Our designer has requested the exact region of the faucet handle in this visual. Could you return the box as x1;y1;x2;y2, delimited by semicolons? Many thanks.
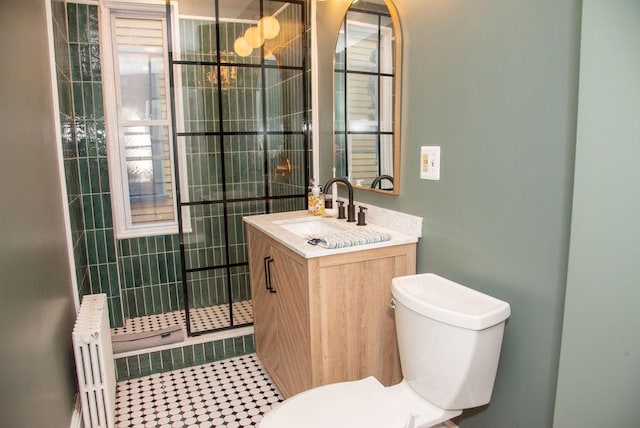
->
336;200;346;220
357;206;367;226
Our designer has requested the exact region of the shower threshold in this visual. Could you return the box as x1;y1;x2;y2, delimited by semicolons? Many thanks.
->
111;300;253;338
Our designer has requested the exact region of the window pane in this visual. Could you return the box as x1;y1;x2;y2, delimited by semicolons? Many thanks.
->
380;15;394;74
177;64;220;133
123;125;175;224
115;18;167;120
347;73;378;132
221;66;262;132
349;133;378;186
346;12;379;73
380;75;394;133
266;69;304;132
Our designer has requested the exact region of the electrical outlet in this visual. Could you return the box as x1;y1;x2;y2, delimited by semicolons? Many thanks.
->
420;146;441;180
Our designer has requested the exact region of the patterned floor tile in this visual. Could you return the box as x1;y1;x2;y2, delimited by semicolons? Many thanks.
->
112;301;253;336
115;353;281;428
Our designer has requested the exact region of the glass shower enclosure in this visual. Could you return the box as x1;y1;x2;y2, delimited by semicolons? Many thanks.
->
167;0;309;335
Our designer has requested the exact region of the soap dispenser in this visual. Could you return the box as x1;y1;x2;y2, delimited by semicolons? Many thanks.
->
308;181;325;216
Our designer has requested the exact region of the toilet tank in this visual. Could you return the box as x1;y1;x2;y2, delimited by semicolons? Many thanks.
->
391;274;511;410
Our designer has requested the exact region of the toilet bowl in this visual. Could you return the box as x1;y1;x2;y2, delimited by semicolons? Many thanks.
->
258;273;511;428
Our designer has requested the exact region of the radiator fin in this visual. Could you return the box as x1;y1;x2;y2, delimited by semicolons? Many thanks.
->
72;294;116;428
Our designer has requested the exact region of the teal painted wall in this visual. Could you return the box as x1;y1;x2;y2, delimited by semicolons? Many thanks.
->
554;1;640;426
318;0;581;426
0;0;78;426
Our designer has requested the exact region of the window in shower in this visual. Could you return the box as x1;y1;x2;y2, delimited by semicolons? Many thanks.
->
168;0;310;335
104;7;191;239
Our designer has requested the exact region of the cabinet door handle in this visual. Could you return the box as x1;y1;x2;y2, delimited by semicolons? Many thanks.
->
264;256;276;293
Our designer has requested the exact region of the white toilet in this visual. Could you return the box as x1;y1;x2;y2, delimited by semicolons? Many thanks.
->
258;273;511;428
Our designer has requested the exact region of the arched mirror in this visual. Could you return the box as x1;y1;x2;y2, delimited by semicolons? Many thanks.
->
334;0;401;194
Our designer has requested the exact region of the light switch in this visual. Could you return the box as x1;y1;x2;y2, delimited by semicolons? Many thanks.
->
420;146;440;180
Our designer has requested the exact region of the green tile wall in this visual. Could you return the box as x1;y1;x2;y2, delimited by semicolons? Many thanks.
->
52;1;92;303
58;2;310;328
114;334;255;381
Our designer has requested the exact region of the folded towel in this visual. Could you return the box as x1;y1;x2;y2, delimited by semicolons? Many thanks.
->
308;229;391;249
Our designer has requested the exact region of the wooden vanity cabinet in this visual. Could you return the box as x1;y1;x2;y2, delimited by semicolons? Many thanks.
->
246;223;416;398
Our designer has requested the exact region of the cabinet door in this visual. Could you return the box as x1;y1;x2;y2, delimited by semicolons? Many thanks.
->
270;244;312;397
247;228;278;373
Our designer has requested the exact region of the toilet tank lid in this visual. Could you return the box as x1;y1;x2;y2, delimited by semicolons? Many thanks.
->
392;273;511;330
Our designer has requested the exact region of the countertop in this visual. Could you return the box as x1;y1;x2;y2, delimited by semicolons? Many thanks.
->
243;210;418;259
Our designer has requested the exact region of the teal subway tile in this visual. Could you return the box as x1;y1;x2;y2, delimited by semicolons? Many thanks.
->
82;82;94;117
147;236;157;254
154;235;165;252
69;44;81;82
130;238;139;255
115;358;129;381
138;354;152;376
138;237;148;254
132;258;143;287
143;286;153;313
67;3;78;42
105;228;116;263
119;240;130;257
243;334;255;353
150;351;163;373
183;345;194;367
76;123;88;158
161;349;173;371
108;263;119;296
204;341;215;363
98;158;110;193
134;287;145;313
88;5;99;44
233;336;244;354
151;286;161;313
102;195;113;228
78;159;91;194
194;344;206;366
149;258;160;287
92;194;104;228
223;338;234;358
171;348;185;370
126;355;140;378
89;266;101;294
98;264;110;293
121;257;133;288
85;230;97;264
109;296;124;327
214;338;224;360
77;3;89;43
95;229;107;264
141;257;151;286
88;158;100;193
81;195;94;230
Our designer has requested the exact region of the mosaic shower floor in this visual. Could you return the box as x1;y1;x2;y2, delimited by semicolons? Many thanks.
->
115;353;282;427
112;301;253;337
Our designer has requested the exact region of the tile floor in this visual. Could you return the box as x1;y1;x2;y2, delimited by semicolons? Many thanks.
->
112;301;254;337
115;353;282;428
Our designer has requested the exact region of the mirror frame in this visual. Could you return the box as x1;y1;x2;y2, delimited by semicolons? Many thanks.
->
333;0;402;195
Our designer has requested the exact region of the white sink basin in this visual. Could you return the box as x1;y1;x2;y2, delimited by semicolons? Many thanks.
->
273;217;347;238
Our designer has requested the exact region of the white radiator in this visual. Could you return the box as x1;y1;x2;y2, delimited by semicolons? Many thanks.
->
72;294;116;428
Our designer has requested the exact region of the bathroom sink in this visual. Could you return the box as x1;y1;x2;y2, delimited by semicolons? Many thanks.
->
273;217;347;238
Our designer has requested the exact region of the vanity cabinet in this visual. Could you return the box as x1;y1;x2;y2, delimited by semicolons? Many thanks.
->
246;223;416;398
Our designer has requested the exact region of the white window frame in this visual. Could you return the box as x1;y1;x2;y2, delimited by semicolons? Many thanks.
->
101;0;188;239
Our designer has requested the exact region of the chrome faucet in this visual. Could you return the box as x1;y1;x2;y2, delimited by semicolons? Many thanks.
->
322;177;356;222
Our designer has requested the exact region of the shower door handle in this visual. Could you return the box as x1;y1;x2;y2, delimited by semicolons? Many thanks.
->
264;256;276;293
